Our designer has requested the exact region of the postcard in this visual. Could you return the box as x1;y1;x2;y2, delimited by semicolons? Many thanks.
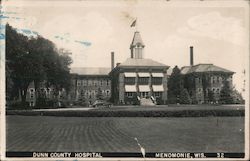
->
0;0;249;160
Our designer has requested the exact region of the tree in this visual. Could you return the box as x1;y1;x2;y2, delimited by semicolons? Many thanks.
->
45;49;72;98
6;24;72;106
207;89;215;104
96;88;104;100
179;88;191;104
6;61;14;102
167;66;181;104
231;88;244;104
6;24;32;105
220;80;234;104
201;73;210;103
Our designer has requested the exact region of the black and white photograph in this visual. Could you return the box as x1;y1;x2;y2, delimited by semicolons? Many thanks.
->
0;0;249;160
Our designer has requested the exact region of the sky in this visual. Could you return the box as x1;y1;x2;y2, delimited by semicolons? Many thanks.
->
1;0;249;95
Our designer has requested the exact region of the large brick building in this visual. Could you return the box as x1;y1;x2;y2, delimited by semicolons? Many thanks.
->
25;81;66;107
109;31;169;105
23;36;235;107
180;47;234;104
69;67;111;106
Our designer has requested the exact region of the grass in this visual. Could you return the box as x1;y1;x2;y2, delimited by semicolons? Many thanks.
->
6;116;244;152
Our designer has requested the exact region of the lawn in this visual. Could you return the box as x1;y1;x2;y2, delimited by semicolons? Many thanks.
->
6;116;244;153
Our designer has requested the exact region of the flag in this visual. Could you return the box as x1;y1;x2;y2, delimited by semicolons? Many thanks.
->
130;19;136;27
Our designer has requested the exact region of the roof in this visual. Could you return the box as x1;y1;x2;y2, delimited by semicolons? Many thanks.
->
118;58;168;68
70;67;110;75
131;31;145;47
180;64;234;75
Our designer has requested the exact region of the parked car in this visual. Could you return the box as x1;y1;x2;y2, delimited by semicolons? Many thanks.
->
92;100;112;108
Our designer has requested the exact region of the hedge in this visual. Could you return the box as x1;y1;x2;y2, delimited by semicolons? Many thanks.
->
6;109;244;117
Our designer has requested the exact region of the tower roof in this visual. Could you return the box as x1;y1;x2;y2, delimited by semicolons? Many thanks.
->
131;31;145;47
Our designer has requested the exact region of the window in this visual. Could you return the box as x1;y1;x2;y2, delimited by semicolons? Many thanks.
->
83;80;87;86
30;94;34;98
211;77;213;84
217;76;220;83
81;90;84;96
126;92;133;98
77;81;81;86
152;77;162;85
197;77;202;84
106;90;110;96
205;89;209;96
100;80;103;86
107;80;109;86
30;89;34;92
213;77;216;84
88;80;92;86
154;92;161;97
94;80;97;87
125;77;135;84
138;77;149;84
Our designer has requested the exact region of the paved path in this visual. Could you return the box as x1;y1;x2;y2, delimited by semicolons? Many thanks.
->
32;107;94;111
28;105;245;112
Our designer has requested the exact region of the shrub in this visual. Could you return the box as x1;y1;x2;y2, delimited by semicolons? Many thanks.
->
6;109;244;117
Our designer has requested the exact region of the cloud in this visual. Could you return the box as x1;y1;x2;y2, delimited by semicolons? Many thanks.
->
178;12;247;46
120;11;136;23
146;34;196;67
0;33;5;39
0;25;5;30
0;11;17;15
37;12;114;67
74;40;92;47
40;12;113;43
0;15;9;19
6;15;35;32
14;28;38;38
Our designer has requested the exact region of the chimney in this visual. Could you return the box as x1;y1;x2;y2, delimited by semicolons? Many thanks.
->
111;51;114;70
190;46;194;66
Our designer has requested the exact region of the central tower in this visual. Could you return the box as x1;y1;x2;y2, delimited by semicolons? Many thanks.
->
130;31;145;59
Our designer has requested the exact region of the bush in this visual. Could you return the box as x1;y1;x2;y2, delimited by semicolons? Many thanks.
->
179;88;191;104
6;109;244;117
7;101;31;110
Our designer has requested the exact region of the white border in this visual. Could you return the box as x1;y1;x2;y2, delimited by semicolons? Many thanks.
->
1;0;249;161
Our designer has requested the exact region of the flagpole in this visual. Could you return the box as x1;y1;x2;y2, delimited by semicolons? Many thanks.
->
130;18;137;32
135;17;138;32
